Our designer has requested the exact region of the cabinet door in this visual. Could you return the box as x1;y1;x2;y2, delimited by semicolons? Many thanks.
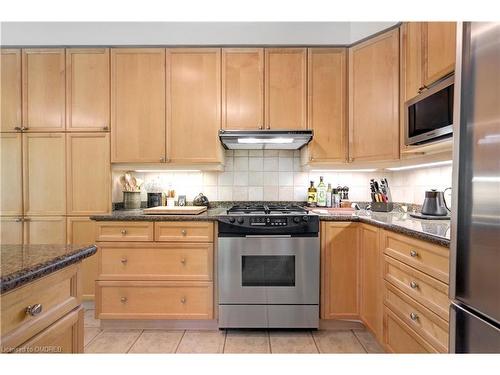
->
66;132;110;215
265;48;307;129
348;29;400;162
66;48;110;131
24;216;66;244
402;22;424;101
0;133;23;216
360;224;383;339
222;48;264;130
0;217;23;245
22;49;65;131
166;48;222;163
111;48;166;163
307;48;347;163
67;217;98;299
1;49;22;132
321;222;359;319
23;133;66;215
422;22;456;86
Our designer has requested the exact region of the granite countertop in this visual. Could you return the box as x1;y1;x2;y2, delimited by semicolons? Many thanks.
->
91;207;450;247
0;244;97;294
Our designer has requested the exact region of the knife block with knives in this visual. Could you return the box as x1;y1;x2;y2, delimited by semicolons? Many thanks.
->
370;178;394;212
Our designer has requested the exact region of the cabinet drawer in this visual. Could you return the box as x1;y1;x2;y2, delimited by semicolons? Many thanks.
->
95;222;153;242
1;265;81;351
99;242;213;281
385;282;448;352
384;255;449;321
382;230;449;283
155;222;213;242
96;281;213;320
14;307;83;354
383;307;438;353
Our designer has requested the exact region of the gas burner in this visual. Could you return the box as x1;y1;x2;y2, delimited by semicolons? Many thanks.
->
227;204;307;215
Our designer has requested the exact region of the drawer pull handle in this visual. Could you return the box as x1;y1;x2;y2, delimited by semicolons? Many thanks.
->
410;250;418;257
25;304;43;316
121;297;127;303
121;258;128;264
180;258;186;264
181;229;187;236
120;229;127;235
409;312;419;321
180;297;186;304
410;281;419;289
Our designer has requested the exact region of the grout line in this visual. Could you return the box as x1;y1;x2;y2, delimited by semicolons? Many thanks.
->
310;330;321;354
221;329;227;354
268;330;272;354
84;328;104;350
351;329;368;354
126;330;144;354
174;330;186;354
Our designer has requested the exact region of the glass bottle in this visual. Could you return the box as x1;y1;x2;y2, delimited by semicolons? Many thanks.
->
326;183;332;208
317;176;327;207
307;181;317;207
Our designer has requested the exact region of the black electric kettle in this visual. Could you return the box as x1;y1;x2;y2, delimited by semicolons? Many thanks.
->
421;188;451;216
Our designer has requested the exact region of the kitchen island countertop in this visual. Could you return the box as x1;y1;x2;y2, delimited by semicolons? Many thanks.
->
0;244;97;294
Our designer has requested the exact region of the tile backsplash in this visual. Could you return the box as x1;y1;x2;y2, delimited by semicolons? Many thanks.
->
112;150;453;206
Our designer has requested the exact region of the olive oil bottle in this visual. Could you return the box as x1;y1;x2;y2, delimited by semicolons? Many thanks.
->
317;176;327;207
307;181;317;207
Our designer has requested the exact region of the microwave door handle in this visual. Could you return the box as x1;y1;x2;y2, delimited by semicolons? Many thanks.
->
245;235;292;238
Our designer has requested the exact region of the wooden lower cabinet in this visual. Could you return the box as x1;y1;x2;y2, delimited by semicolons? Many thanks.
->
321;222;359;319
1;217;23;244
24;216;66;245
95;221;154;242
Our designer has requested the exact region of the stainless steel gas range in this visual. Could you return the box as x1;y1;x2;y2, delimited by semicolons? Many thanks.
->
217;204;320;329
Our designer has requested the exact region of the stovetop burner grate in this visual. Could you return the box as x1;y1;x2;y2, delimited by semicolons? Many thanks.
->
227;204;307;215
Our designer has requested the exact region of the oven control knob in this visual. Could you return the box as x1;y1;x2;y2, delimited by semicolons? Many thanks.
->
229;217;235;223
302;215;309;222
293;216;301;223
237;217;244;224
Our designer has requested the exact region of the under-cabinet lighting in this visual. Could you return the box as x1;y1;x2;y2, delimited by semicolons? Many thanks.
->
311;169;377;173
132;170;201;173
238;137;294;144
386;160;452;171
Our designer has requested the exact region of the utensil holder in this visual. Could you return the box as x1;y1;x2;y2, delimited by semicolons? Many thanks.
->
371;202;394;212
123;191;141;209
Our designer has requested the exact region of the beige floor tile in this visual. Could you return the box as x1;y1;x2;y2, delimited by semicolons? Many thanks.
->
82;301;95;311
353;330;385;353
224;330;270;354
84;329;142;353
83;309;100;328
84;327;102;347
312;330;366;353
269;331;318;354
128;330;184;353
176;330;226;354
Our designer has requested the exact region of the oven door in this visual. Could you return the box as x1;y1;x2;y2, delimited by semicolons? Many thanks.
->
218;236;319;305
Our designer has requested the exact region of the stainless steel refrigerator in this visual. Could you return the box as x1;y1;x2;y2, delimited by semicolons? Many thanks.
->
450;22;500;353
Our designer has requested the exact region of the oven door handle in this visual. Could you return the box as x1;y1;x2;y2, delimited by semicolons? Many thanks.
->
245;235;292;238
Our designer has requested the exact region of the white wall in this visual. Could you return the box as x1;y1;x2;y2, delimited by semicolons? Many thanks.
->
1;22;397;46
112;150;452;205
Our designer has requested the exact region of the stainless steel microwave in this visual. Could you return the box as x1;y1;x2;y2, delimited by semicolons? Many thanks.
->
405;75;454;146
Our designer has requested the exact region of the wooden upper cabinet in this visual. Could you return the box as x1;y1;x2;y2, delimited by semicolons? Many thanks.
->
321;222;360;320
111;48;166;163
166;48;222;163
307;48;347;163
0;133;23;216
349;29;400;162
222;48;264;130
422;22;456;86
22;49;66;131
66;49;110;131
23;132;66;216
265;48;307;129
66;133;110;215
402;22;424;102
1;49;22;132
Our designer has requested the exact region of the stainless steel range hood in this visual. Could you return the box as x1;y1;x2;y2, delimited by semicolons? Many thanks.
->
219;130;313;150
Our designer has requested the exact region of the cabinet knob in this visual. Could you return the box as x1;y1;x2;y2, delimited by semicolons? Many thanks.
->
160;156;165;162
25;304;43;316
410;281;419;289
181;229;187;236
121;258;128;264
418;86;428;93
258;125;263;130
180;297;186;304
120;229;127;235
409;312;419;321
120;297;127;303
266;125;271;130
102;126;109;131
410;249;418;257
21;126;28;131
348;157;354;162
180;258;186;264
14;126;22;131
15;217;23;222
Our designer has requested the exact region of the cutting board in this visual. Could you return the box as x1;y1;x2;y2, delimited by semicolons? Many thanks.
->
142;206;207;215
